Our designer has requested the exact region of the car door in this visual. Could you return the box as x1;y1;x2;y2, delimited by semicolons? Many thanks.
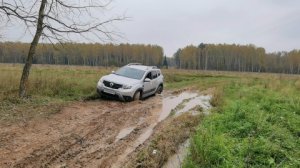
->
143;71;155;95
151;70;159;90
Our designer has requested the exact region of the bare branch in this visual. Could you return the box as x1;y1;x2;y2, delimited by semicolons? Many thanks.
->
1;0;125;43
55;0;111;9
1;0;126;98
0;5;37;23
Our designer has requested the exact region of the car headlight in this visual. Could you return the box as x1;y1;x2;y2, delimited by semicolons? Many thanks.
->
122;84;132;89
98;78;104;86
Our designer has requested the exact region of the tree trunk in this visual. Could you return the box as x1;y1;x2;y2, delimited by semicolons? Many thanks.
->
19;0;47;98
205;49;208;70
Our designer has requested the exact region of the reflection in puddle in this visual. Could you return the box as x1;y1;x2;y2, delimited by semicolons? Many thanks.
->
112;124;156;168
113;91;212;168
160;92;212;168
159;92;198;122
115;127;135;142
163;139;190;168
159;92;212;122
115;92;212;144
176;95;212;116
135;125;154;146
115;92;211;146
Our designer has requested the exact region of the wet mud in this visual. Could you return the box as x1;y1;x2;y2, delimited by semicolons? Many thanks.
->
0;91;211;168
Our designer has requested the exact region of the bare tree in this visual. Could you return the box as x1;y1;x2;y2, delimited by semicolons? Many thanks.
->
0;0;124;98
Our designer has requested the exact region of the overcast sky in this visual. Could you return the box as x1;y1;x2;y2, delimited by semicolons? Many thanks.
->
2;0;300;56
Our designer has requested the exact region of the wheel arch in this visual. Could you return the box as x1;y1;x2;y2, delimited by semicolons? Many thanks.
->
135;87;144;96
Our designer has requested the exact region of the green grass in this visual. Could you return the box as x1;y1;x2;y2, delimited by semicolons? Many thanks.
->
184;75;300;167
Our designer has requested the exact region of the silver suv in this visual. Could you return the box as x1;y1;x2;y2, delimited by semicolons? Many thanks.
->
97;63;164;101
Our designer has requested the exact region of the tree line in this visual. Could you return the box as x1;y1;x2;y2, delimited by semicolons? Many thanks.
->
173;43;300;74
1;42;300;74
0;42;164;67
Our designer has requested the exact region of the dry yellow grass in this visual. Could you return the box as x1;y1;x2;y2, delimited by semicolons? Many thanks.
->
1;63;299;124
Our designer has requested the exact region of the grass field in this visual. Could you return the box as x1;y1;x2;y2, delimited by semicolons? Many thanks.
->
0;64;112;123
183;74;300;167
0;64;299;167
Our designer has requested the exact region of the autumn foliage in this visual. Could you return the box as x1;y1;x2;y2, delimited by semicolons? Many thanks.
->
174;44;300;74
0;42;164;67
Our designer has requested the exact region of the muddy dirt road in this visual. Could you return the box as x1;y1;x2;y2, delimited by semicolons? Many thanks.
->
0;91;211;168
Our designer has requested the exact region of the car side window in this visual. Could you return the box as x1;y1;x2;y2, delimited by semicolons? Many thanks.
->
151;71;157;79
145;72;152;80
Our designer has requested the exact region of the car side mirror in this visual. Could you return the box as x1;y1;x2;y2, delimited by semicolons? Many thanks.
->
144;78;151;82
111;71;115;74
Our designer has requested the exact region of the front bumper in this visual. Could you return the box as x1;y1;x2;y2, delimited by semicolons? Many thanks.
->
97;84;136;101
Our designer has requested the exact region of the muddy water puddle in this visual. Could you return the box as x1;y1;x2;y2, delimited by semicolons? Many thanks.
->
160;92;212;121
162;93;212;168
175;94;212;116
115;91;211;143
163;139;190;168
113;91;212;167
115;126;135;142
115;91;212;145
158;92;198;122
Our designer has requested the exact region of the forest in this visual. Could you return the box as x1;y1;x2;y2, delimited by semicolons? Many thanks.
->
173;43;300;74
1;42;300;74
0;42;164;67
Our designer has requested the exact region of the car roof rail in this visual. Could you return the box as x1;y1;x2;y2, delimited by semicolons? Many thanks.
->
127;63;142;66
152;66;158;69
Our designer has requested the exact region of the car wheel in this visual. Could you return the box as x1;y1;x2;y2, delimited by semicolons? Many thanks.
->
133;91;141;101
97;89;103;98
156;85;163;94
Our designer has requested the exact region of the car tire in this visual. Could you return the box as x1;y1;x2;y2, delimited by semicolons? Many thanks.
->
156;85;163;94
97;89;103;98
133;91;141;101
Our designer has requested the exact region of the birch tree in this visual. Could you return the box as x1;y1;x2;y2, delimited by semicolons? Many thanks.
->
0;0;124;98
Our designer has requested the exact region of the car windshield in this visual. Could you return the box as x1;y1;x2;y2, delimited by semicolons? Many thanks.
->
115;67;145;80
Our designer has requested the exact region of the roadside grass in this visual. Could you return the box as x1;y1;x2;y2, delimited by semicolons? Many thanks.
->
126;69;298;167
0;64;111;123
0;64;110;100
183;75;300;167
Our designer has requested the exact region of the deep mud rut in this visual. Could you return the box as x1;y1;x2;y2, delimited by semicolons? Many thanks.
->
0;91;211;168
0;96;162;168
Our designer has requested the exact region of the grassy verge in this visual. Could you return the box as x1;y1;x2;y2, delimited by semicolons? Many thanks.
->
0;64;111;123
184;76;300;167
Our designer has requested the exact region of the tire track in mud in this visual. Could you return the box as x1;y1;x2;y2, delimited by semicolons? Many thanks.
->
0;91;211;168
0;96;163;168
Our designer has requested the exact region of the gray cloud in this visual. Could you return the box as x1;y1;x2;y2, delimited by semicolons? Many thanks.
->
113;0;300;55
2;0;300;56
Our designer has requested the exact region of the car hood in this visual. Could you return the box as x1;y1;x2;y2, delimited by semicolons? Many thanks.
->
102;74;140;86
